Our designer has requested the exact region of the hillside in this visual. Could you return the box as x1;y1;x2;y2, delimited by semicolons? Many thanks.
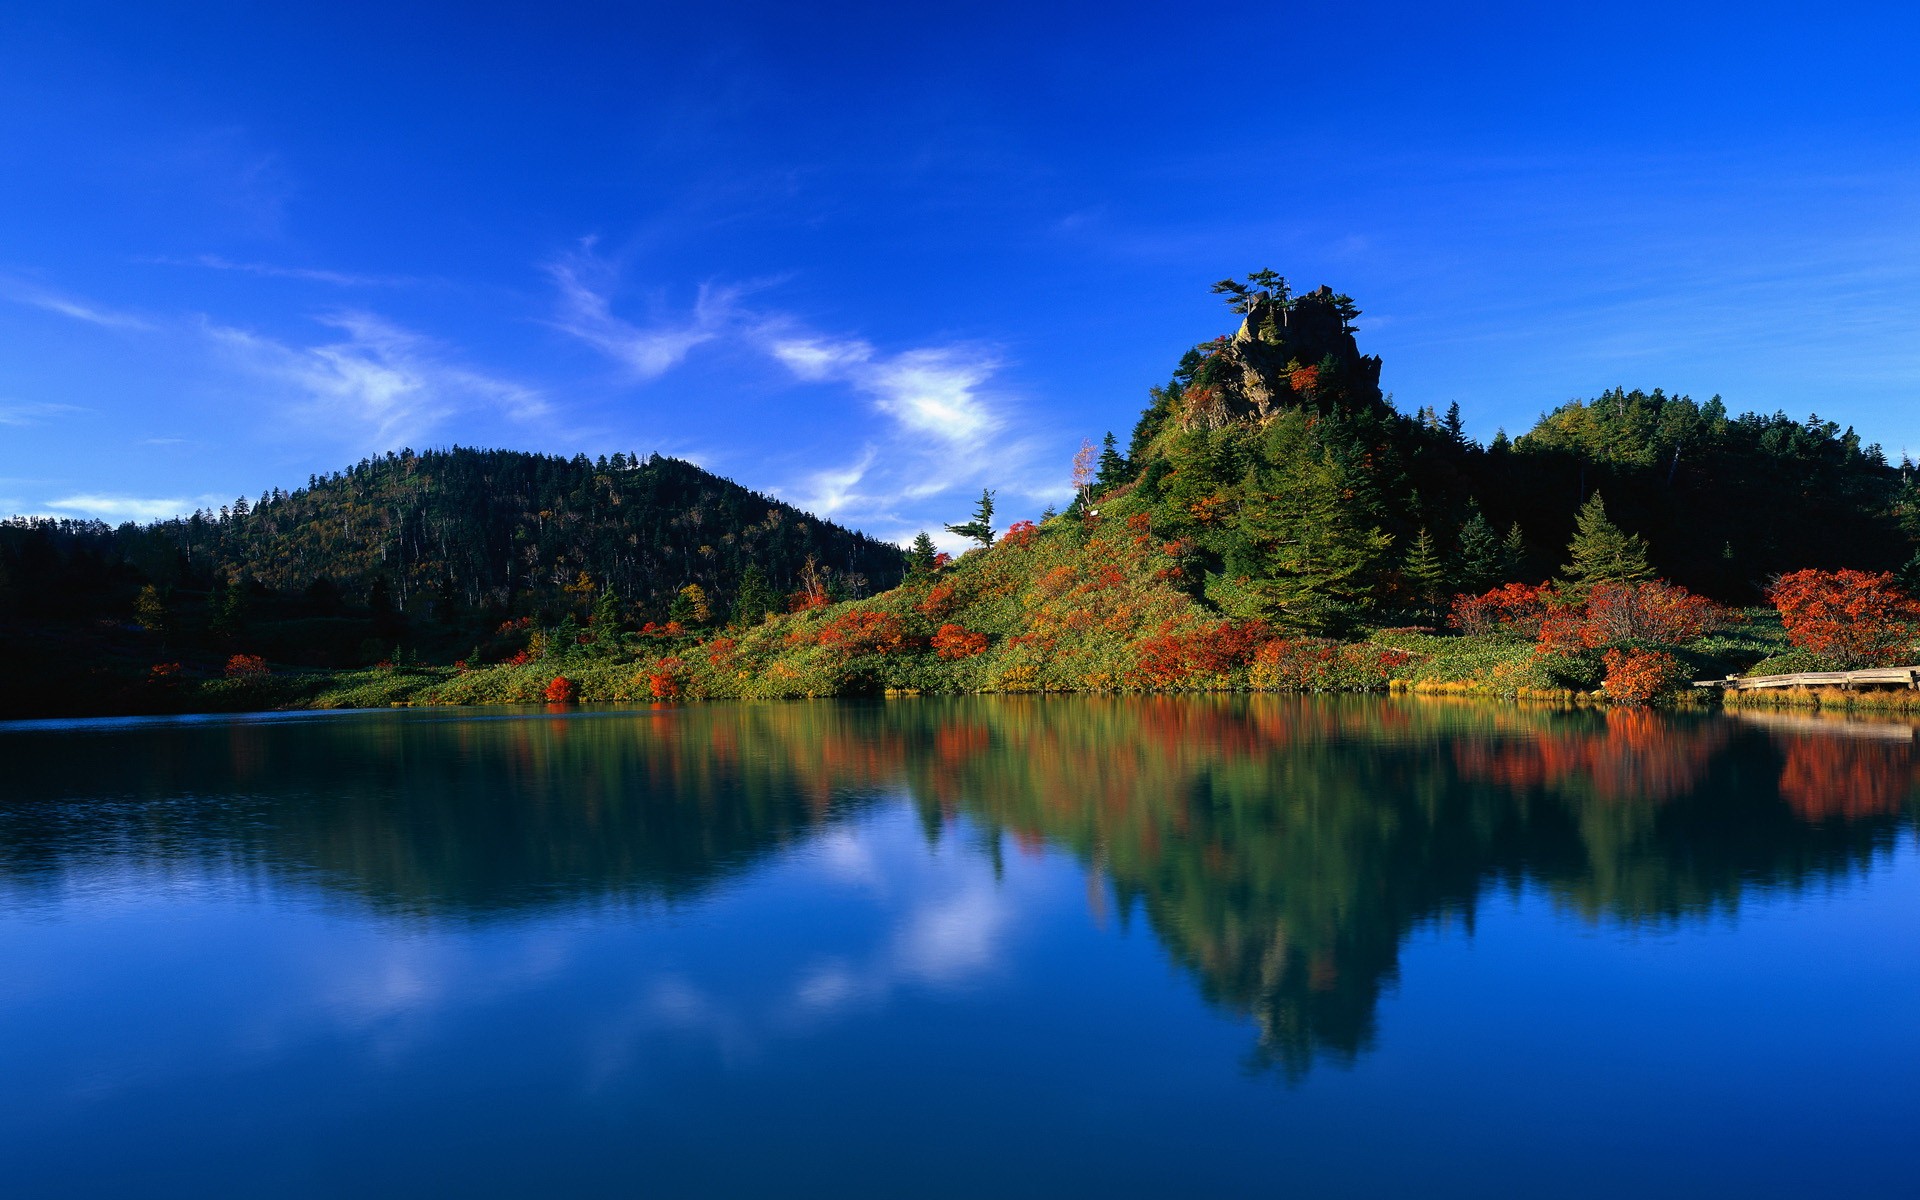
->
7;274;1919;717
0;448;903;715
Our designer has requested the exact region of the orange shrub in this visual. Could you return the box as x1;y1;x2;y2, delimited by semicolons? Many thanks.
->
225;653;270;679
705;637;737;666
817;611;911;655
1769;568;1920;667
544;676;578;703
1002;520;1038;548
1451;583;1549;636
931;623;988;659
918;582;958;617
1601;647;1685;704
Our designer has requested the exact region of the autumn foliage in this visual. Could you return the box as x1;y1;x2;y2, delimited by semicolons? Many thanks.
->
1002;520;1038;548
1536;581;1728;655
1451;583;1549;636
816;611;912;655
224;653;270;679
1768;568;1920;667
544;676;578;703
1601;648;1685;704
931;624;988;659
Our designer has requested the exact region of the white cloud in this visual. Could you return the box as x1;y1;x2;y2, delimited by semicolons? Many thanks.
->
547;248;737;379
770;336;875;381
147;254;412;288
40;493;210;522
207;310;550;448
0;402;87;427
1;281;151;330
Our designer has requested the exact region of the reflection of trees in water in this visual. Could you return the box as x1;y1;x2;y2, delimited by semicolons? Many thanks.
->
1;698;1915;1073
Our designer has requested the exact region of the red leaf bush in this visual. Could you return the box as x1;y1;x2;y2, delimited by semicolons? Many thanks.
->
930;624;988;659
1768;568;1920;667
224;653;270;679
1601;647;1685;704
544;676;578;703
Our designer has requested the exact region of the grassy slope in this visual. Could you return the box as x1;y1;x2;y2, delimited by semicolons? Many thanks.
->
122;493;1799;716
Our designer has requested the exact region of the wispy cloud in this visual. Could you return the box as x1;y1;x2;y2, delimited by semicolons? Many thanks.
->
1;281;152;330
207;311;551;448
145;254;413;288
0;401;87;427
39;493;213;522
547;247;738;379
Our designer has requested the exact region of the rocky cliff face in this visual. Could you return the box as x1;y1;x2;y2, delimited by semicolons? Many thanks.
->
1181;286;1384;430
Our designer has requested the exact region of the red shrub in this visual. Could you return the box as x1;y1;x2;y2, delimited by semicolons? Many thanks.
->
544;676;578;703
1583;581;1729;643
1768;568;1920;667
1133;620;1268;684
705;637;737;666
506;649;533;666
1451;583;1549;636
1126;512;1153;533
224;654;270;679
1288;364;1321;395
1601;648;1685;704
1002;520;1038;548
931;624;988;659
648;664;681;699
817;610;911;655
918;582;958;617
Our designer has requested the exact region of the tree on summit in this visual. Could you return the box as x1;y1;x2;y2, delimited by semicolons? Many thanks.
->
1210;270;1291;315
946;489;997;548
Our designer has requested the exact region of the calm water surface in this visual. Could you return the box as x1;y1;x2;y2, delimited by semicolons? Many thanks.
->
1;697;1915;1197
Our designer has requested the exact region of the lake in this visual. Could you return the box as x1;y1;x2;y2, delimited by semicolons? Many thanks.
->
1;696;1915;1197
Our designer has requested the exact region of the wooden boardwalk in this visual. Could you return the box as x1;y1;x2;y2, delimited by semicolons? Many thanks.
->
1693;666;1920;691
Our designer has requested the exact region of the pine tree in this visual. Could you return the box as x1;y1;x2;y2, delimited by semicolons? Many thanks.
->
1560;492;1654;592
945;489;997;548
590;586;623;649
1233;414;1393;633
1403;527;1447;616
731;564;779;627
1096;432;1129;491
906;531;938;576
1501;522;1527;580
1454;503;1504;592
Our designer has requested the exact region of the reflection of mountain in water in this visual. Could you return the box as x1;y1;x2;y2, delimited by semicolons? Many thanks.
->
3;698;1915;1075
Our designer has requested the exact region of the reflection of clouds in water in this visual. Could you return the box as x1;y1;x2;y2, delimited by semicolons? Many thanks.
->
587;811;1059;1079
893;880;1013;984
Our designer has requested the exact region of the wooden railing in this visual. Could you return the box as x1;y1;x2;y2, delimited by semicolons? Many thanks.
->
1693;667;1920;691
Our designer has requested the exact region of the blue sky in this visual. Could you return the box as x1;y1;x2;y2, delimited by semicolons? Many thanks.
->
2;1;1917;546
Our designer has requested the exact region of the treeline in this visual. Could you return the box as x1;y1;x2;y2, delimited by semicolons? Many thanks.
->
1082;275;1915;630
0;448;904;667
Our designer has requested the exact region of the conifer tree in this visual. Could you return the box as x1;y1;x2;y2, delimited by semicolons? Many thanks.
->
1233;414;1393;632
906;532;938;576
1096;432;1129;491
590;586;623;649
1403;527;1447;616
945;489;996;548
731;564;779;627
1454;503;1504;592
1560;492;1654;592
1501;521;1528;580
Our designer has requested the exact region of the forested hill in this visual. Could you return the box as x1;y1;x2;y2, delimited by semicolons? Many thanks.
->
1103;277;1915;621
1;448;904;660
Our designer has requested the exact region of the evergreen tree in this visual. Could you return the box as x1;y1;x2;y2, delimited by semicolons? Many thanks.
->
906;531;938;576
1096;432;1129;490
1560;492;1654;592
1501;522;1528;581
730;564;779;627
1232;414;1393;633
1454;503;1505;593
590;586;623;650
945;489;997;548
1403;527;1447;616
